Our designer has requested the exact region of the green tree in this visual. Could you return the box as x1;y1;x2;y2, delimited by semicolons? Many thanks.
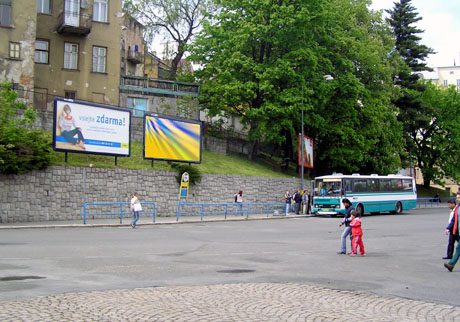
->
307;0;403;175
386;0;436;186
386;0;434;89
191;0;403;174
123;0;216;79
0;82;51;174
412;82;460;187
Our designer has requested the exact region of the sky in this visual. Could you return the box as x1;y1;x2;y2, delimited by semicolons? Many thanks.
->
370;0;460;68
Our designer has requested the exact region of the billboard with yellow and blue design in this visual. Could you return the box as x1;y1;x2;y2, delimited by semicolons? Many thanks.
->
143;114;202;163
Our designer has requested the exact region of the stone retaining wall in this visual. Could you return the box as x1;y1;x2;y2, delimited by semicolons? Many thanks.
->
0;166;304;223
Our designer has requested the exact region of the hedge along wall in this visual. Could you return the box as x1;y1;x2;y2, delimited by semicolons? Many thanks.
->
0;166;306;223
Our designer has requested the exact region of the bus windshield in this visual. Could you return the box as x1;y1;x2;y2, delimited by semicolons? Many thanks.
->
315;179;342;196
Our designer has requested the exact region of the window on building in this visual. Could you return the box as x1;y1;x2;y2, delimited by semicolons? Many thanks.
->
93;0;107;22
0;1;11;26
92;46;107;73
9;42;20;59
37;0;50;14
127;97;148;117
35;40;49;64
443;80;448;86
65;91;76;100
457;79;460;86
64;43;78;70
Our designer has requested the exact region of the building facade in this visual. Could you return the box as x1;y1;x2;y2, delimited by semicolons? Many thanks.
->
0;0;36;101
0;0;201;121
34;0;123;110
423;65;460;92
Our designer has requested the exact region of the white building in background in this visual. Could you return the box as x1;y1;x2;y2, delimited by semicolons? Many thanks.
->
422;65;460;91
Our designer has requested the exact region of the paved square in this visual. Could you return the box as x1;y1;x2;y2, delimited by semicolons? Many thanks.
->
1;208;459;320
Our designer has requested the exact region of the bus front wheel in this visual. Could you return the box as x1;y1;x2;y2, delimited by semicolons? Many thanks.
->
356;204;364;217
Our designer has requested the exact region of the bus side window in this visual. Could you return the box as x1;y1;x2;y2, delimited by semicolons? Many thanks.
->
369;179;379;192
391;179;402;192
381;180;391;192
343;179;353;193
402;179;413;191
353;179;367;192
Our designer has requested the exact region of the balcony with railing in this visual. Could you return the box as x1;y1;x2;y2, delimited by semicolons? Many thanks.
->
56;10;92;36
127;51;143;64
120;75;200;98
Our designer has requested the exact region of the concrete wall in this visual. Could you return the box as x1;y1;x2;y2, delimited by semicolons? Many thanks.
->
0;166;303;223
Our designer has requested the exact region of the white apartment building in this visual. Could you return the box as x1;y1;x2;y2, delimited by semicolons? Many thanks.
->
422;65;460;91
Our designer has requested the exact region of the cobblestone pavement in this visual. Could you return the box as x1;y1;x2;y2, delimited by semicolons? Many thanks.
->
1;283;459;321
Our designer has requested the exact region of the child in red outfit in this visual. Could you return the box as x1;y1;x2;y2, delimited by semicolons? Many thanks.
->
349;211;365;256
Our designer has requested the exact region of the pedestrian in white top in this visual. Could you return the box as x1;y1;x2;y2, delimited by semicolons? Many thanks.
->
130;192;141;228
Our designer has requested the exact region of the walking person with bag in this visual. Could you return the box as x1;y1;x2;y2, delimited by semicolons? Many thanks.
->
131;192;141;228
234;190;243;216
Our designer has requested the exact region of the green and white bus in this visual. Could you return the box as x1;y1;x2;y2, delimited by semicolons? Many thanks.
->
312;173;417;216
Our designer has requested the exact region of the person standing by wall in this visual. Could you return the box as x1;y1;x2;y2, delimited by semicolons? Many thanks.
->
284;190;292;216
130;192;141;228
302;191;307;215
294;190;302;214
443;197;459;260
338;198;354;254
304;190;311;214
234;190;243;216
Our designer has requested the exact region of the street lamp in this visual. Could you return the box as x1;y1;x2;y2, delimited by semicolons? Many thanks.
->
300;74;334;191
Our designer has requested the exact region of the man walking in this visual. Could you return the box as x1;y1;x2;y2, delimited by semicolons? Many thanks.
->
443;197;459;259
444;193;460;272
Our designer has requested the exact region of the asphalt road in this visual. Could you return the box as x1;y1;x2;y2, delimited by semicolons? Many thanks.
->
1;207;459;307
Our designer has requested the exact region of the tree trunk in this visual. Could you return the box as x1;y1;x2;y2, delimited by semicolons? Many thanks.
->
282;130;292;171
169;41;186;80
247;139;258;161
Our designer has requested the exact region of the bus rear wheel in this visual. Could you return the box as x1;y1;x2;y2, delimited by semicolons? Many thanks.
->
394;201;403;214
356;204;364;217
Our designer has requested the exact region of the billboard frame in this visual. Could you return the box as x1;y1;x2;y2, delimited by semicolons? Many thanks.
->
143;113;203;164
52;98;131;158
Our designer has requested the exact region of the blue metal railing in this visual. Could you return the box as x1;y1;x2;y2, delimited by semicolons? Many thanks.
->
83;202;156;224
176;202;286;221
416;198;441;208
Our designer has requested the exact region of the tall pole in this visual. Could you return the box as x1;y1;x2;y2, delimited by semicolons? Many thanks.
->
301;85;304;191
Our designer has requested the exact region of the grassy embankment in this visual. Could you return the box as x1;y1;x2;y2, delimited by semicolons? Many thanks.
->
49;141;296;178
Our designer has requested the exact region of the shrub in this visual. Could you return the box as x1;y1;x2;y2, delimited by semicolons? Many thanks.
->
170;163;202;185
0;82;52;174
